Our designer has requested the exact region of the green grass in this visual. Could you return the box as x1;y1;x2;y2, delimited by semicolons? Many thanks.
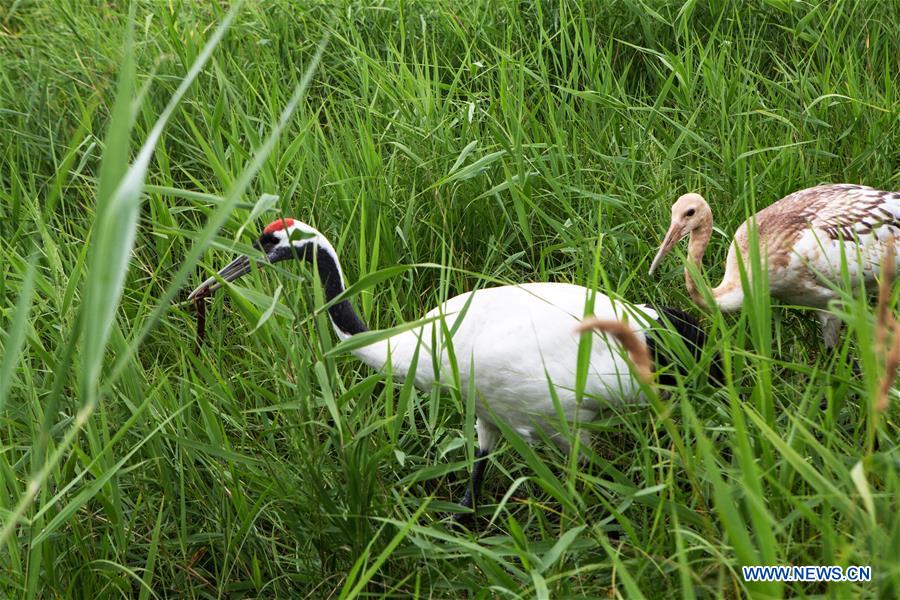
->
1;0;898;597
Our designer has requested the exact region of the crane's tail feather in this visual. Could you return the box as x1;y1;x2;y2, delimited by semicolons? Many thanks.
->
575;317;653;384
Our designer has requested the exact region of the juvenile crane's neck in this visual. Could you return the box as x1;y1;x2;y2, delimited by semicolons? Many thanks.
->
686;219;744;313
685;221;712;309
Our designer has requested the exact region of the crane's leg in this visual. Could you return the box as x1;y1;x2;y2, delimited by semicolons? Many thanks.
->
457;448;489;511
818;312;843;351
817;312;855;410
454;419;498;522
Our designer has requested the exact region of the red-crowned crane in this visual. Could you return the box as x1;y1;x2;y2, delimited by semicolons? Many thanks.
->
649;184;900;348
189;218;709;516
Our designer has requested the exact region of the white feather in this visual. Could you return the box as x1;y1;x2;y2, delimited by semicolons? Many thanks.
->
340;283;660;449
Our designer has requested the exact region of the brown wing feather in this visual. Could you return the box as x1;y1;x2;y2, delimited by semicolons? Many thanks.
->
731;184;899;269
778;184;899;240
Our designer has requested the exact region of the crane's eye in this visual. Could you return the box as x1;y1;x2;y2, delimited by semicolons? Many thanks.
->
684;208;696;217
256;232;279;253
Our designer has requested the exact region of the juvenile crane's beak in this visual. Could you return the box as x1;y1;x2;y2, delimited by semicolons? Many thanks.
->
187;254;253;301
648;223;686;276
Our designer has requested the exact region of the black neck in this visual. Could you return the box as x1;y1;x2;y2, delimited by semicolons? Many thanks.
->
302;245;368;336
645;305;722;386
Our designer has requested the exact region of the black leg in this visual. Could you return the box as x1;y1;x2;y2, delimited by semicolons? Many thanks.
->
454;448;489;522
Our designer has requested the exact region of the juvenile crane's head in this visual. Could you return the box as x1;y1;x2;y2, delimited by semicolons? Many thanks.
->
649;193;712;275
188;217;336;300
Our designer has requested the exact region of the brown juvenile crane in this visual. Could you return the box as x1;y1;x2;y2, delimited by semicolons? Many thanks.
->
649;184;899;348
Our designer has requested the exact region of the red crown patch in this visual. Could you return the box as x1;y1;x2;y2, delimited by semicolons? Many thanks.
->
263;218;295;234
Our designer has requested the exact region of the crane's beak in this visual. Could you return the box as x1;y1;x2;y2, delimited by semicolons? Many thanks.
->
187;254;253;301
648;223;686;275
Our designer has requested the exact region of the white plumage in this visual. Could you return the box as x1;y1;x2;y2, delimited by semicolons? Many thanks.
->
346;282;660;451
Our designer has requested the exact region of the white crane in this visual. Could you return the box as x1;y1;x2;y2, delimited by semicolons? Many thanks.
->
189;218;709;516
649;184;900;348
